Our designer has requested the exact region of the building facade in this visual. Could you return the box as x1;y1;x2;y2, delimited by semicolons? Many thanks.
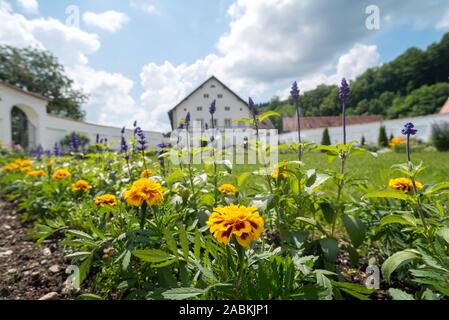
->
0;81;163;151
168;76;272;131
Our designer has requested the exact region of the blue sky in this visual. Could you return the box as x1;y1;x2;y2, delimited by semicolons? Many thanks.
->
1;0;449;132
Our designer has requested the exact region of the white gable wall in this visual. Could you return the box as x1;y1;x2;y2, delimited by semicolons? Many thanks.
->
172;78;251;129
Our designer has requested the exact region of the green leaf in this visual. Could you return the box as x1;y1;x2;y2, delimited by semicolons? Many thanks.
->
122;250;131;271
132;249;175;263
320;238;339;262
319;202;336;225
164;229;179;258
342;214;366;248
194;228;202;260
162;287;206;300
425;182;449;195
258;111;280;122
437;227;449;245
379;214;417;228
237;172;251;187
388;288;415;300
382;250;420;283
78;293;103;300
178;226;189;261
365;190;414;202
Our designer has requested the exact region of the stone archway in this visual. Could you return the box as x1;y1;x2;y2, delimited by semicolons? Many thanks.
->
10;105;37;150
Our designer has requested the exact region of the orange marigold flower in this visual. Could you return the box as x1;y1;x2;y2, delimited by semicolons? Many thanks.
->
218;184;237;197
28;170;47;177
389;137;406;149
95;194;118;208
52;168;72;181
124;178;164;207
14;159;32;167
20;166;32;173
71;180;92;192
2;163;20;171
206;204;264;248
271;162;288;179
389;178;423;193
141;169;155;178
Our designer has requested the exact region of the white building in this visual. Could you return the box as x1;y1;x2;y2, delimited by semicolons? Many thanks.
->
167;76;273;131
0;80;163;151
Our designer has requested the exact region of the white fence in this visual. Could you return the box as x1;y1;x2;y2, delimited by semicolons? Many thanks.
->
279;113;449;145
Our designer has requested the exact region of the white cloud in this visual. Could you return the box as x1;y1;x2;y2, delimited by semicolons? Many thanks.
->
17;0;38;15
0;5;146;131
83;11;129;33
130;1;159;15
437;10;449;29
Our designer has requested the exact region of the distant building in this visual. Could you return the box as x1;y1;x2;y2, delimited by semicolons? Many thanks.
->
167;76;273;131
439;98;449;114
0;80;163;150
282;115;384;132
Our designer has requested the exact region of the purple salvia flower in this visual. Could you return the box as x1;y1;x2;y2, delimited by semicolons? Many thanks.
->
339;78;350;144
69;132;80;152
135;127;148;151
290;81;300;103
54;143;61;156
339;78;350;103
291;81;302;160
185;112;191;128
133;120;137;127
209;100;216;115
121;127;126;135
95;133;100;144
402;122;418;136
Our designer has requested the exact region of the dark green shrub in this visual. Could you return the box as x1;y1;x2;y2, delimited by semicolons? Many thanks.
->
431;122;449;151
378;125;388;148
321;128;331;145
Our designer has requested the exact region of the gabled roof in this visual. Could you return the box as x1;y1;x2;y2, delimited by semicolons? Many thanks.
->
167;75;248;130
0;80;51;102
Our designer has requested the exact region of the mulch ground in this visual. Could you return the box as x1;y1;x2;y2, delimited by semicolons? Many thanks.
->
0;199;79;300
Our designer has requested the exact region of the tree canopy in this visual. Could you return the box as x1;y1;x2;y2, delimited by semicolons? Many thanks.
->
259;32;449;131
0;45;87;120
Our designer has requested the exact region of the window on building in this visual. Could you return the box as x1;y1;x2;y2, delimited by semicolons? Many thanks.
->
225;106;231;111
204;94;209;98
197;106;203;111
211;84;216;88
238;121;246;128
218;94;223;99
184;108;187;111
224;119;232;128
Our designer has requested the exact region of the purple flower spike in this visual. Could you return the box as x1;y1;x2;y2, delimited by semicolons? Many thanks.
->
185;112;191;127
339;78;350;103
248;97;255;114
290;81;300;103
402;122;418;136
209;100;216;115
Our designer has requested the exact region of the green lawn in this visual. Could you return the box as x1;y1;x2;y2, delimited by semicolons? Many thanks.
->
229;150;449;187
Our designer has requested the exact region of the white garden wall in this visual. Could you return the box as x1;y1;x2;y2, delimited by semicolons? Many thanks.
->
0;82;163;151
279;113;449;145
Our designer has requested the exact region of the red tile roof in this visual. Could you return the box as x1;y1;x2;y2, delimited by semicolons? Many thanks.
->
282;115;383;132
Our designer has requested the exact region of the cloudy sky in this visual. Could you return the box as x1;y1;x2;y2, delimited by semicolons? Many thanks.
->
1;0;449;132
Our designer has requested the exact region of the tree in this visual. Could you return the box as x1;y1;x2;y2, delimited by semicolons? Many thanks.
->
321;128;331;145
0;45;87;120
378;125;388;148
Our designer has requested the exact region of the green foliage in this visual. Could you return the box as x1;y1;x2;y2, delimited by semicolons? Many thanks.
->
320;128;331;146
378;125;388;148
0;45;86;120
431;122;449;151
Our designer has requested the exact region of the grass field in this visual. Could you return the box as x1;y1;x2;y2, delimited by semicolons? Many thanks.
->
228;150;449;187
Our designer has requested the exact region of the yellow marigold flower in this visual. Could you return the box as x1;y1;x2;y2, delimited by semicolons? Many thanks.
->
20;166;32;173
389;178;423;193
218;184;237;197
52;168;72;181
271;162;288;179
28;170;47;177
14;159;32;167
71;180;92;192
95;194;118;208
141;169;155;178
2;163;20;171
124;178;164;207
206;204;265;248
